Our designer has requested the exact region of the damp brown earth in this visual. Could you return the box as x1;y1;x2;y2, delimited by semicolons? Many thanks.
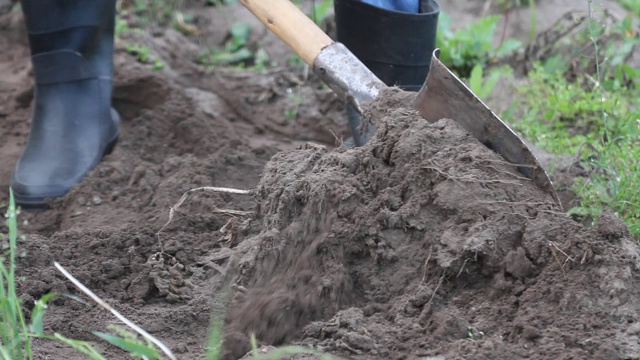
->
1;2;639;360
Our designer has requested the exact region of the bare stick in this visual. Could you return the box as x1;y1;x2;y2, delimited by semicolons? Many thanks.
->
456;258;471;278
580;250;589;264
419;245;433;285
54;262;177;360
328;129;344;147
425;271;445;308
211;209;254;217
549;242;575;263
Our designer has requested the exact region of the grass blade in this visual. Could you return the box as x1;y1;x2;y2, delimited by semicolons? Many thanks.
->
93;331;162;359
51;333;108;360
29;293;59;335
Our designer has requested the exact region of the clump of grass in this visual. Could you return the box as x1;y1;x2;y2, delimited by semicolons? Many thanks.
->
124;43;166;71
0;191;112;359
0;189;32;359
509;65;635;155
436;11;522;78
198;22;274;71
502;3;640;237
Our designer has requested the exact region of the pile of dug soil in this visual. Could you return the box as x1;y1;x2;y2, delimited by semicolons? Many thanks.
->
222;89;640;359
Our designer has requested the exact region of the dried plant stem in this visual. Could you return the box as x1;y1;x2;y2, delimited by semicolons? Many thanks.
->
156;186;254;251
54;262;177;360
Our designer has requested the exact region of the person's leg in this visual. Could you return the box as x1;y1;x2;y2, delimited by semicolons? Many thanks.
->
12;0;120;207
334;0;440;146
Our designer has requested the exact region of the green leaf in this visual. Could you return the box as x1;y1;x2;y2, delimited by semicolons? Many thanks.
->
470;15;500;49
481;67;510;99
0;345;14;360
468;64;484;96
29;293;58;335
205;314;224;360
92;331;162;359
212;48;254;66
229;22;252;50
495;38;522;57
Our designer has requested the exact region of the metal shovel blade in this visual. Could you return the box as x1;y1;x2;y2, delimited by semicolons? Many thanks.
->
415;50;561;207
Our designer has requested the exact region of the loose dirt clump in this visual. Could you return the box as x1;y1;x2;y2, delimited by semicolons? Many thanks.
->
222;89;640;359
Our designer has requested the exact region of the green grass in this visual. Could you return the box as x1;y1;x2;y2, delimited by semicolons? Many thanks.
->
435;1;639;236
496;6;640;236
124;43;166;71
436;11;522;78
198;21;275;71
507;65;634;155
506;65;640;234
0;190;32;359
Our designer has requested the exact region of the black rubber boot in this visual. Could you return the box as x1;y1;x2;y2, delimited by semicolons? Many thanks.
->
11;0;120;207
334;0;440;147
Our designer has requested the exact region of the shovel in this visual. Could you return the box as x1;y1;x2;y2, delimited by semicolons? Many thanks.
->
239;0;561;207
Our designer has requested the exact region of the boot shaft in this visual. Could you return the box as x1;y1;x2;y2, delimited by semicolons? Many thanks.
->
334;0;440;91
20;0;117;84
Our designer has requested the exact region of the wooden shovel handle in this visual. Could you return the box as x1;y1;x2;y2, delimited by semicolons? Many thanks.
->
240;0;334;65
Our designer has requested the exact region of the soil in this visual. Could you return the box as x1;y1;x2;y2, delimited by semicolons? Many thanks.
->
1;2;639;360
221;89;640;360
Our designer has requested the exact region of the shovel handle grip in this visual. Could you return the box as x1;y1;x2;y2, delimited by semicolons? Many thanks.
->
240;0;333;65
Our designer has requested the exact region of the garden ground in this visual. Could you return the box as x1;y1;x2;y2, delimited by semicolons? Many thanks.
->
0;1;639;359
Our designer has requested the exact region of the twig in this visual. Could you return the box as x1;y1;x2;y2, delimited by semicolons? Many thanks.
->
550;242;575;263
548;242;575;278
495;7;511;62
425;271;445;308
156;186;254;251
586;0;610;144
483;165;531;182
538;209;571;216
549;244;566;278
422;166;523;186
211;209;253;217
477;158;541;170
456;258;471;278
54;262;177;360
474;199;553;207
328;128;343;148
580;250;589;264
336;340;361;355
419;245;433;285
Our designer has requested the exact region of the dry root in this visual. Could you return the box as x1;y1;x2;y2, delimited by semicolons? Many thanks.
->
156;186;255;251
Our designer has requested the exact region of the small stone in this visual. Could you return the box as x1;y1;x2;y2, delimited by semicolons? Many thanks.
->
77;196;86;206
92;195;103;205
